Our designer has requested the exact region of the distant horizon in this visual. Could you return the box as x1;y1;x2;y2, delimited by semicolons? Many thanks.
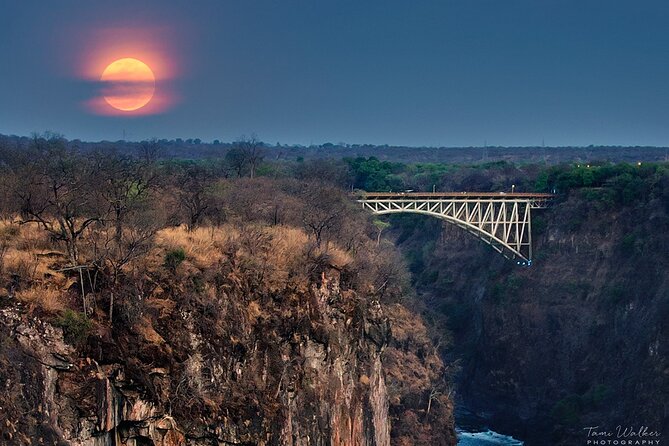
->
3;132;669;151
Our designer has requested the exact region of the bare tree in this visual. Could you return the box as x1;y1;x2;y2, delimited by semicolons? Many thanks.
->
0;166;20;218
138;138;164;164
90;208;159;322
226;135;265;178
91;150;157;244
373;219;390;246
300;185;350;248
16;135;100;265
426;387;442;416
88;150;160;321
174;163;214;231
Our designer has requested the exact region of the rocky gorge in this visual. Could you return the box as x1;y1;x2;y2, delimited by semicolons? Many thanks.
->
0;221;455;446
390;172;669;445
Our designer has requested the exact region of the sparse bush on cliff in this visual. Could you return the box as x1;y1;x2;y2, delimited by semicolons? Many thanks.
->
551;385;612;427
56;309;92;345
164;247;186;271
383;303;455;446
551;394;582;425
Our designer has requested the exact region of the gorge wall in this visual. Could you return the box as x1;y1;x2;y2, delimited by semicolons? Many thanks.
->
391;188;669;444
0;223;456;446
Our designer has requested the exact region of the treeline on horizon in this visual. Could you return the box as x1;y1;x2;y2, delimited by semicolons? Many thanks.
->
1;132;668;165
1;133;668;206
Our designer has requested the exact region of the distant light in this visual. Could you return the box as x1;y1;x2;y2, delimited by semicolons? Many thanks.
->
637;162;642;166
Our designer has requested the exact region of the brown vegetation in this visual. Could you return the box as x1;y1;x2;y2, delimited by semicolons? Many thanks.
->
0;135;455;445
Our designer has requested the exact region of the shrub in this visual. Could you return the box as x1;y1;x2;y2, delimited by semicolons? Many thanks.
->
551;394;582;425
551;385;611;426
620;233;637;256
190;275;205;293
440;301;472;332
582;384;611;407
164;247;186;270
15;286;65;313
57;309;92;345
606;286;626;305
0;222;20;240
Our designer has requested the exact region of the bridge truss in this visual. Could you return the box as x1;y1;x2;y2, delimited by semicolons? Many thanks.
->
358;192;553;265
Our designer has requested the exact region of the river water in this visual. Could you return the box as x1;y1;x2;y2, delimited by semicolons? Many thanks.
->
456;429;524;446
456;408;524;445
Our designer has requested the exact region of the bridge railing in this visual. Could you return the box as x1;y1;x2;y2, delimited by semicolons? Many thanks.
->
355;191;555;198
355;191;554;209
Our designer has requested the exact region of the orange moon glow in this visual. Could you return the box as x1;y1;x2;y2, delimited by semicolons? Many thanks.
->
101;58;155;111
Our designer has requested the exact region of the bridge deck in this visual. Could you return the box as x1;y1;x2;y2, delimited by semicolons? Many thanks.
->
357;191;555;199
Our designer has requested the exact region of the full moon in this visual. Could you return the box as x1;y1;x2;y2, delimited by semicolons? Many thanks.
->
101;58;155;111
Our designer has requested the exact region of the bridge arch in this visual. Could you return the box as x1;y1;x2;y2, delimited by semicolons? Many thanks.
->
357;192;552;265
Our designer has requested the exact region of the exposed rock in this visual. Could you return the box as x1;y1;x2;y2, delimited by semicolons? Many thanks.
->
0;264;442;445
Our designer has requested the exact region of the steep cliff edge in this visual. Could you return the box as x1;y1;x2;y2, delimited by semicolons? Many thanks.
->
391;184;669;444
0;223;455;445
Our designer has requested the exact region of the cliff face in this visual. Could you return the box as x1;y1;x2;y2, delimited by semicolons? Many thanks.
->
0;280;388;446
391;191;669;444
0;224;455;446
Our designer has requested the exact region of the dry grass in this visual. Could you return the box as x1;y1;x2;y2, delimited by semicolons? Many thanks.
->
246;300;262;323
268;226;310;251
15;285;66;314
155;225;239;268
153;225;353;292
0;219;66;282
4;249;44;278
0;220;53;252
260;226;310;291
1;218;357;315
318;243;353;269
0;220;20;241
0;219;70;315
260;227;352;290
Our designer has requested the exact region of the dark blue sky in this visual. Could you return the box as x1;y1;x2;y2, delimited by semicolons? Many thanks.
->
1;1;668;146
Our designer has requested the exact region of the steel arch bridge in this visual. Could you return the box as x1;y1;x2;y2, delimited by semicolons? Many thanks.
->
357;192;553;265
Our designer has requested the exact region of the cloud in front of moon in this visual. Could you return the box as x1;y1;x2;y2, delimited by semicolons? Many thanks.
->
101;58;155;111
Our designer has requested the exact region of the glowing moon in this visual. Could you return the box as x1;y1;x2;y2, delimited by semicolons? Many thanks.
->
101;58;155;111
